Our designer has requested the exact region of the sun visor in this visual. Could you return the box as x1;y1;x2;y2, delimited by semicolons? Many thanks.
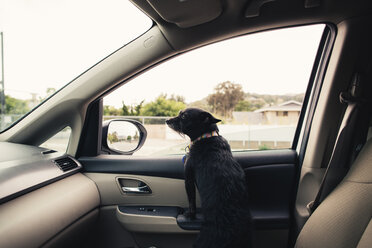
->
146;0;222;28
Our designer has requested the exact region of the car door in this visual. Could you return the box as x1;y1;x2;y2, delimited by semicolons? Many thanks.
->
77;24;330;248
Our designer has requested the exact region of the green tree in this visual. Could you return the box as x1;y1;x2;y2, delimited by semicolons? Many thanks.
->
207;81;244;118
234;100;265;112
234;100;253;111
141;95;186;117
121;101;130;116
121;100;144;116
5;95;30;114
134;100;144;116
103;105;122;116
107;131;119;144
103;100;145;117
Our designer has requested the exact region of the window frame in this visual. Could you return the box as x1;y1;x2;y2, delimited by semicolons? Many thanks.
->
293;24;336;165
77;24;334;158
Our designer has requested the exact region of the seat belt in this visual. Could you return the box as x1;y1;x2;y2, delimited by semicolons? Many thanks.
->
307;73;370;214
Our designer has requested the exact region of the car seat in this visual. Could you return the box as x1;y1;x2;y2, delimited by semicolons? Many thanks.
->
295;138;372;247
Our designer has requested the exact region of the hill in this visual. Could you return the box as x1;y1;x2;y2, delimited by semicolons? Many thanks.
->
188;92;304;111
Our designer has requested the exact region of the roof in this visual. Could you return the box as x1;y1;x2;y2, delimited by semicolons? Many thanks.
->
255;100;302;113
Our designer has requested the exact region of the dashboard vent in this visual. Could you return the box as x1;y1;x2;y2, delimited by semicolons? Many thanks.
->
54;157;78;172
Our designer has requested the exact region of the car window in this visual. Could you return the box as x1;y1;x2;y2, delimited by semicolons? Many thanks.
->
40;126;71;153
103;24;325;156
0;0;152;132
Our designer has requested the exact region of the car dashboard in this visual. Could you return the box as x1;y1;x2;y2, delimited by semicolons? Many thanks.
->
0;142;100;248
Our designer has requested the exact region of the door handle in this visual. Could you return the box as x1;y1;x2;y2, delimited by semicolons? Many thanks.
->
122;185;151;194
117;178;152;194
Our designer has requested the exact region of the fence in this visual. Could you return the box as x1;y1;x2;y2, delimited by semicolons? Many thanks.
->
0;115;296;154
103;115;167;125
104;116;295;153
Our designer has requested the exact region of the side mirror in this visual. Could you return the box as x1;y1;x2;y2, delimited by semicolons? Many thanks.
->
102;119;147;155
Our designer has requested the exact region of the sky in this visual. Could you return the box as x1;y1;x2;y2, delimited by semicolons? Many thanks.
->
0;0;152;99
0;0;324;108
106;24;324;107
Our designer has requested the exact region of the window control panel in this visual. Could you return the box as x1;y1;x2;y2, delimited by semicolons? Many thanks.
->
138;207;156;212
118;206;180;217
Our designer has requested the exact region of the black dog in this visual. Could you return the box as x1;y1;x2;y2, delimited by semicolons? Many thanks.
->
166;108;251;248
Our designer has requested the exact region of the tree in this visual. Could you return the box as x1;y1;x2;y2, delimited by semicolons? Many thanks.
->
134;100;144;116
141;95;186;117
103;100;145;116
234;99;265;112
103;105;122;116
5;95;30;114
122;100;144;116
234;100;253;112
46;88;56;96
169;94;186;104
207;81;244;118
121;101;130;116
188;99;213;112
107;131;119;144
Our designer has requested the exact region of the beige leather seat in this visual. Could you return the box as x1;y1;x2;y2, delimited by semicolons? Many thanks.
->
295;139;372;248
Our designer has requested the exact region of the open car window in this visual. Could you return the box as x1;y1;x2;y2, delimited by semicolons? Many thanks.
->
103;24;325;156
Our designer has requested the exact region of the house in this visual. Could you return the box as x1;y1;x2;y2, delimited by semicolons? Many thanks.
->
254;100;302;125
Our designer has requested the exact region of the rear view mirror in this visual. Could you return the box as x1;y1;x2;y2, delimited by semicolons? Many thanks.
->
102;119;147;155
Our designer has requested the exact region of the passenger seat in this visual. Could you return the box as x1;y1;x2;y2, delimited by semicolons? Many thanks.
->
295;138;372;248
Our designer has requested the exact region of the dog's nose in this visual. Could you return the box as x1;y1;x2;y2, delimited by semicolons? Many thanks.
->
165;119;170;124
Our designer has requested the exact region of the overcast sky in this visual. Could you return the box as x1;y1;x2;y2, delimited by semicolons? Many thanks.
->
0;0;324;108
0;0;152;99
105;24;324;107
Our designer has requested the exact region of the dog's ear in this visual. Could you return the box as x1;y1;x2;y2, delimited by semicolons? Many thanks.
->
202;112;221;124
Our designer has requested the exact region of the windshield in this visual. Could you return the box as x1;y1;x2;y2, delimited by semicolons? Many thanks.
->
0;0;152;132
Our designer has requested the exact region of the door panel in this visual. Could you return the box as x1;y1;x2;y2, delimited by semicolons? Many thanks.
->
84;173;201;207
117;206;196;233
80;149;297;248
83;155;186;179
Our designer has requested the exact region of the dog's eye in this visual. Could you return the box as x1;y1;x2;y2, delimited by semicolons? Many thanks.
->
181;113;187;119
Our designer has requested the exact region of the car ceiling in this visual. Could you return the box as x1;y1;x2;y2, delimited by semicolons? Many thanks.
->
132;0;372;52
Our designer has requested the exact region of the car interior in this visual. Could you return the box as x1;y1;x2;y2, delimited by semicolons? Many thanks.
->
1;0;372;248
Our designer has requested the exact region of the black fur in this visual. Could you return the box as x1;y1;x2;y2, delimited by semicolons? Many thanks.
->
166;108;252;248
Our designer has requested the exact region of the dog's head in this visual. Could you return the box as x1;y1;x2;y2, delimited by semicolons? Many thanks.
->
166;108;221;141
